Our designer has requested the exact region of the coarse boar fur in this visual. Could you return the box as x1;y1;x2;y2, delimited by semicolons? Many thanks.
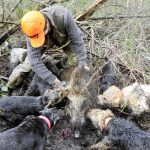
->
68;66;99;137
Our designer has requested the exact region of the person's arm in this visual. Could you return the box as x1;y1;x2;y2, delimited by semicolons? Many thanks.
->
64;9;87;66
26;38;58;85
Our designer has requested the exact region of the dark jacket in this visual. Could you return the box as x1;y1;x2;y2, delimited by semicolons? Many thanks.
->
27;5;87;85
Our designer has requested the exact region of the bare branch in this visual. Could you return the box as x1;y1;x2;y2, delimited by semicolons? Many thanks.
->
0;76;9;81
32;0;68;6
6;0;23;21
0;21;19;25
75;0;107;21
32;0;51;7
90;15;150;20
1;0;5;22
0;25;19;46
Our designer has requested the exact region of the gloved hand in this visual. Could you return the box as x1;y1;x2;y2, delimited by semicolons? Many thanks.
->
78;63;90;71
84;65;90;71
40;108;63;126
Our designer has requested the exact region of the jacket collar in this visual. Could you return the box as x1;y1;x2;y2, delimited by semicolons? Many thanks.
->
41;11;57;28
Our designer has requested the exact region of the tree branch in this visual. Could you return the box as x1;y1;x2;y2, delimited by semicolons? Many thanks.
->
32;0;68;6
6;0;23;21
75;0;107;21
0;76;9;81
90;15;150;20
0;25;19;46
32;0;51;7
0;21;19;25
1;0;5;21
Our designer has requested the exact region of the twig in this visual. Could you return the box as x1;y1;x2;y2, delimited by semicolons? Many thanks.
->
32;0;51;7
102;4;129;10
50;0;69;4
0;21;19;25
1;0;5;22
0;52;10;57
90;15;150;20
75;0;107;21
90;27;95;64
79;26;101;46
51;40;70;52
79;26;103;58
103;44;138;82
32;0;68;6
77;23;103;58
6;0;23;21
0;76;9;81
0;25;19;45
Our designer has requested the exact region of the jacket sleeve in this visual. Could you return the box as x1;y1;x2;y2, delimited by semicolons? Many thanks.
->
64;9;87;66
26;38;57;85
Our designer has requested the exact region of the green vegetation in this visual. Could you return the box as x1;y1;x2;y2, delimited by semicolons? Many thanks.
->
0;0;150;86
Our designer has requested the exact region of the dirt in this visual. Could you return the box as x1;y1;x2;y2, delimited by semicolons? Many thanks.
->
45;115;101;150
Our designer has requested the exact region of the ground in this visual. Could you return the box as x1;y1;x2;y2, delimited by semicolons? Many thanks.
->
45;116;100;150
0;46;150;149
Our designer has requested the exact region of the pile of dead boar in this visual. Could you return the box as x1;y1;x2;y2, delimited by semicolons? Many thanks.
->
0;49;150;150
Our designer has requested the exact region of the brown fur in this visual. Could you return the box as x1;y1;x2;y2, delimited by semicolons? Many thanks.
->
68;67;99;137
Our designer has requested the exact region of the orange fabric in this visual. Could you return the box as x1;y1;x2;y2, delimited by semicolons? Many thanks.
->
21;11;45;48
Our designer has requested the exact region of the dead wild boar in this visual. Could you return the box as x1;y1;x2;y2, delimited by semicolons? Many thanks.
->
68;66;99;138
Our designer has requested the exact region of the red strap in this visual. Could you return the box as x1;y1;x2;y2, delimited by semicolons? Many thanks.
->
39;116;51;129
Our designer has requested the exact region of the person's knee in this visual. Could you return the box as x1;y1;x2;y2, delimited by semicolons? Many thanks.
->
10;48;27;64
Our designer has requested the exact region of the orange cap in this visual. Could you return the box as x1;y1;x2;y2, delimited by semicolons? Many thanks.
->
21;11;45;48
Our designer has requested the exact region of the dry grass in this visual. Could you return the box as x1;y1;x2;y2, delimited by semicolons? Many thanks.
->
0;0;150;87
75;0;150;87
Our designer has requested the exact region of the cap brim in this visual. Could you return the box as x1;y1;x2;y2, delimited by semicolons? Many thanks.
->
29;31;45;48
